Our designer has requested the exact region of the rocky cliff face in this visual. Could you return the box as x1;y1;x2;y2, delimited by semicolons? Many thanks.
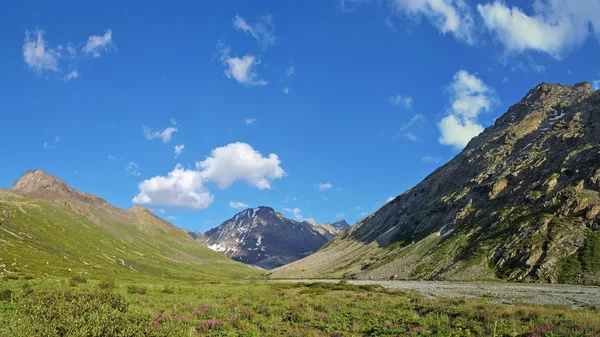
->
199;207;346;269
269;82;600;284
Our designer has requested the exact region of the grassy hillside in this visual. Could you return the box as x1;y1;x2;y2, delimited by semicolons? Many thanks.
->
0;190;258;281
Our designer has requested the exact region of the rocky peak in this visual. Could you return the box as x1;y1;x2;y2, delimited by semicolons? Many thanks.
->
330;220;350;231
12;169;68;194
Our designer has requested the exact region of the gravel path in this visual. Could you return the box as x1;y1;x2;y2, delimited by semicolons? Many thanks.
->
277;279;600;308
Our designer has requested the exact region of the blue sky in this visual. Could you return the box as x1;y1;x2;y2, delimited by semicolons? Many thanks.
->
1;0;599;232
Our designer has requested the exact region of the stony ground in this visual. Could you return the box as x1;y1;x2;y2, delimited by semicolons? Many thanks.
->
278;279;600;308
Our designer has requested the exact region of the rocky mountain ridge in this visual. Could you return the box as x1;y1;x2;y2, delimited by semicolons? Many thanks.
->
196;207;349;269
269;82;600;284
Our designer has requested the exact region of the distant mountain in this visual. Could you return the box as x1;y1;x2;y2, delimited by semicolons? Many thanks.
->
270;82;600;284
196;207;348;269
2;170;257;280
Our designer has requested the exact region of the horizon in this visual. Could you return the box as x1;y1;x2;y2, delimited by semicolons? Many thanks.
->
2;0;599;232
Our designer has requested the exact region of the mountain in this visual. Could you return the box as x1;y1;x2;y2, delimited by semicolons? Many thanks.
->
1;170;258;280
197;207;347;270
270;82;600;284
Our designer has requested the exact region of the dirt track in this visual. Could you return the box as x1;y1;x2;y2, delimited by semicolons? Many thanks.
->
277;279;600;308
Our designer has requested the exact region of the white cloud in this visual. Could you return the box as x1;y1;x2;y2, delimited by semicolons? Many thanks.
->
283;207;316;224
64;70;78;81
108;154;116;160
229;201;249;209
397;113;425;141
174;144;185;157
233;14;277;48
593;78;600;91
404;132;419;142
438;70;495;149
219;44;267;87
392;0;475;44
360;211;369;216
43;136;60;148
282;87;290;95
143;124;178;143
501;76;509;83
23;29;60;73
126;162;140;176
282;196;297;203
421;155;442;163
477;0;600;59
166;215;177;221
317;183;333;191
386;196;395;202
82;30;115;57
196;142;285;190
133;164;213;210
389;94;413;108
336;213;345;219
245;118;257;125
286;65;295;76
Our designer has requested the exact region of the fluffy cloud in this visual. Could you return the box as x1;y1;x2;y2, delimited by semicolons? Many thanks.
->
386;196;395;203
245;118;257;125
174;144;185;157
82;30;115;57
392;0;475;44
133;164;213;210
233;14;276;48
477;0;600;59
283;207;316;224
336;213;345;219
126;162;140;176
64;70;79;81
593;78;600;91
229;201;249;209
143;124;178;143
219;44;267;87
282;87;290;95
438;70;495;149
197;142;285;189
389;94;413;108
23;30;60;72
317;183;333;191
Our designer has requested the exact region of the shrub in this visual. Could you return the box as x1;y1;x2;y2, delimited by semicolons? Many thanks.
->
162;284;175;294
3;275;19;281
0;289;11;301
98;278;116;290
22;275;34;280
126;285;147;295
69;275;88;287
5;288;156;336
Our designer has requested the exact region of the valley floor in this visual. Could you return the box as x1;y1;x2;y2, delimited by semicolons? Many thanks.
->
276;280;600;308
2;276;600;336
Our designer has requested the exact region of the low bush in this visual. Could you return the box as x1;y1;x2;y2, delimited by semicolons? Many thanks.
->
126;284;147;295
162;284;175;294
0;289;11;301
97;278;116;290
68;275;88;287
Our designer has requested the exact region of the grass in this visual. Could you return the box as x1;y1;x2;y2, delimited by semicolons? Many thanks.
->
1;277;600;336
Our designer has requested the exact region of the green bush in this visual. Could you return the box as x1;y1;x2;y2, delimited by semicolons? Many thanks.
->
161;284;175;294
97;278;116;290
3;275;19;281
69;275;88;287
22;275;34;280
581;231;600;274
126;284;147;295
0;289;11;301
4;288;156;336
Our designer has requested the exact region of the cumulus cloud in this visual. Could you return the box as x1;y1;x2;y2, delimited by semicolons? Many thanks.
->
477;0;600;59
82;30;115;57
391;0;475;44
174;144;185;157
389;94;413;108
64;70;78;81
245;118;257;125
23;29;60;72
317;183;333;191
233;14;277;48
438;70;495;149
386;196;395;202
218;44;267;87
283;207;316;224
126;162;140;176
229;201;249;209
197;142;285;189
593;78;600;91
133;164;213;210
143;124;178;143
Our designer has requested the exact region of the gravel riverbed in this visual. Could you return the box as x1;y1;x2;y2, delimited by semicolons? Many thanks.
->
276;279;600;308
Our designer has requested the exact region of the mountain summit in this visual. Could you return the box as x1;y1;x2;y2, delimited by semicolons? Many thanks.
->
197;206;347;269
270;82;600;284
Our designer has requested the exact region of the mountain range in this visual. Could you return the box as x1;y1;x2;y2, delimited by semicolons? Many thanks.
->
190;207;349;269
269;82;600;284
0;170;257;280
